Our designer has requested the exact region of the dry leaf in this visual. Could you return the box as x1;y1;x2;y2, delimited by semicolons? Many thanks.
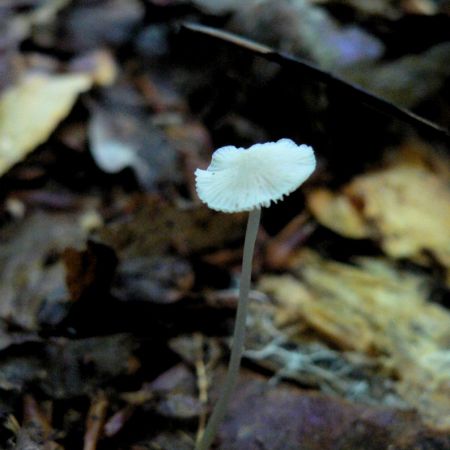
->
307;188;369;239
308;149;450;269
0;212;90;330
233;0;383;69
259;250;450;429
0;73;92;176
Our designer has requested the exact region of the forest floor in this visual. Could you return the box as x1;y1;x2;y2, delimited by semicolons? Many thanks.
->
0;1;449;449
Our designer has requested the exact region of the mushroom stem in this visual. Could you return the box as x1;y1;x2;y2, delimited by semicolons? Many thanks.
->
196;208;261;450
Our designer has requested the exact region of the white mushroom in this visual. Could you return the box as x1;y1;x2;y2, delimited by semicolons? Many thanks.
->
195;139;316;450
195;138;316;213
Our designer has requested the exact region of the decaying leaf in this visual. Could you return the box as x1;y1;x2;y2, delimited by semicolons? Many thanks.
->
0;73;92;176
232;0;384;69
215;369;450;450
88;102;180;190
63;241;117;302
42;334;137;399
259;250;450;429
307;146;450;270
0;212;92;330
112;255;194;304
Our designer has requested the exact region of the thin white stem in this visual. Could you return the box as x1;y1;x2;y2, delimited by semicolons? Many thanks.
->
196;208;261;450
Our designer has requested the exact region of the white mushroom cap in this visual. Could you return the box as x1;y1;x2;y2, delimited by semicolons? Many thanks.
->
195;139;316;213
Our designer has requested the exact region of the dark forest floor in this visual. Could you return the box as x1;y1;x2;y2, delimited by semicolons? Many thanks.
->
0;1;449;449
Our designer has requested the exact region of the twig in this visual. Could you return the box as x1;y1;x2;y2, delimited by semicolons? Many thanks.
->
194;333;209;446
83;392;108;450
181;23;449;142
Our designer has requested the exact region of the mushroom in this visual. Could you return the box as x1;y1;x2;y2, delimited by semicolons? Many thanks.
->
195;138;316;450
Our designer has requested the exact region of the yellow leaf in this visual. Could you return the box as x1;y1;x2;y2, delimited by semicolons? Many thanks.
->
307;188;369;239
0;73;92;176
307;150;450;270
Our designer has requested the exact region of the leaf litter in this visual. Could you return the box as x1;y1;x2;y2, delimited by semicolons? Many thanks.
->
0;0;449;449
259;249;450;429
307;142;450;280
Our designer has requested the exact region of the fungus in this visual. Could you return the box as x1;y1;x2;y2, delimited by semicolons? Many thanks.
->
194;138;316;450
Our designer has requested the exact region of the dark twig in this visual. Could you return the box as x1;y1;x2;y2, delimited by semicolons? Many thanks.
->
182;23;449;141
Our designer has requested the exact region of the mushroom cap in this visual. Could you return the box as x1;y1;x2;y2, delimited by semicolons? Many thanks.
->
195;139;316;213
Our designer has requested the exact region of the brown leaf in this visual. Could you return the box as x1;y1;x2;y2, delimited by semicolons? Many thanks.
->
63;241;117;302
0;212;91;330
